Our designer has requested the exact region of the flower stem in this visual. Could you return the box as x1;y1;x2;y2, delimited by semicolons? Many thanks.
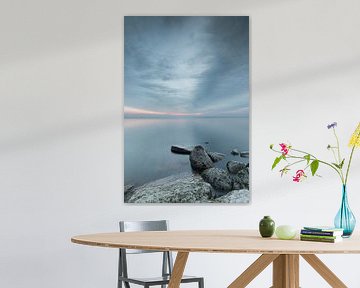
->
330;148;338;164
345;130;360;185
271;148;344;182
289;148;344;183
333;128;342;164
332;128;345;182
285;159;306;168
291;148;317;159
345;146;356;185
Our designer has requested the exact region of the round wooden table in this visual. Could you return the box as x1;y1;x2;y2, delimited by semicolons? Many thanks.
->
72;230;360;288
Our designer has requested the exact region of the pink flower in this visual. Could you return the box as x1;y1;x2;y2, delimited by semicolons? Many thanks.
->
279;143;289;155
293;170;306;182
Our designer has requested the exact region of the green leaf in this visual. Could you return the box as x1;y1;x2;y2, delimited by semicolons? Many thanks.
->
270;144;274;149
304;154;311;164
280;167;290;177
310;160;319;176
332;159;345;169
339;158;345;169
271;156;282;170
332;163;341;169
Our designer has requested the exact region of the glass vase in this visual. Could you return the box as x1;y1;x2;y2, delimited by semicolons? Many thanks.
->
334;185;356;237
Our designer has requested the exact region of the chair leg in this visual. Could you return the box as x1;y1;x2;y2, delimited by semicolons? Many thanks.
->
199;278;204;288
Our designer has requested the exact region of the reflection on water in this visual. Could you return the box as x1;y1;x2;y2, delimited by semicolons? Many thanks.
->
124;117;249;186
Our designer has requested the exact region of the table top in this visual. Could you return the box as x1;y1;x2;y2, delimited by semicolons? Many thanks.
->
71;230;360;254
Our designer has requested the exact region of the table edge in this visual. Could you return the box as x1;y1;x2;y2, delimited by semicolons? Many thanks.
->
71;236;360;255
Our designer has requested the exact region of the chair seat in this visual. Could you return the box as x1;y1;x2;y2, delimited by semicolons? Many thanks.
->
118;221;204;288
119;275;203;286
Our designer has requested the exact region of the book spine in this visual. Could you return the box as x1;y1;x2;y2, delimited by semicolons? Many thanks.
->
300;237;337;243
301;230;337;236
300;234;337;240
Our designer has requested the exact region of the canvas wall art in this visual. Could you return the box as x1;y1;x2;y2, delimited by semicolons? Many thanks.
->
124;16;250;204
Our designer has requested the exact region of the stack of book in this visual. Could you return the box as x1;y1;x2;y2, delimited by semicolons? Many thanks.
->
300;226;344;243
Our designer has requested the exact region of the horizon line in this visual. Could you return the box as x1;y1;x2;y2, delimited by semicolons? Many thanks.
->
124;115;248;119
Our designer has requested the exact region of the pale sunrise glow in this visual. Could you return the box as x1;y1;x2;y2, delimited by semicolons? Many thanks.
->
124;106;203;117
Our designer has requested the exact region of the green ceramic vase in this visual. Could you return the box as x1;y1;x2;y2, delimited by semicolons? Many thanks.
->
259;216;275;238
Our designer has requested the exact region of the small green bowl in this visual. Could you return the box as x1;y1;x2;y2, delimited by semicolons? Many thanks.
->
275;225;297;240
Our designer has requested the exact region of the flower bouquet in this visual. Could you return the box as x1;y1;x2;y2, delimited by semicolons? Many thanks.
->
270;122;360;237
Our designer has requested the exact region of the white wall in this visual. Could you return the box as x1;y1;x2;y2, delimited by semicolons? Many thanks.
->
1;0;360;287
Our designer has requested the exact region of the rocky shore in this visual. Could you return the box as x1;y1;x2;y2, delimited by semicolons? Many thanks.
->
126;145;250;204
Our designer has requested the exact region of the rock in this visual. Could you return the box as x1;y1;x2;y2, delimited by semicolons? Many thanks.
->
171;145;193;155
125;184;134;192
240;151;249;158
127;173;212;203
207;151;226;162
189;145;214;172
201;168;233;192
124;185;135;202
215;189;250;204
227;161;247;174
230;169;249;190
232;181;242;190
231;148;240;155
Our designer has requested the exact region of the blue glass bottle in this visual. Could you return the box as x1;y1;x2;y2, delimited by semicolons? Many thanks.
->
334;185;356;237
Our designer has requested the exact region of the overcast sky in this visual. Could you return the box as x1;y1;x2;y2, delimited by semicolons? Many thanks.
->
124;16;249;118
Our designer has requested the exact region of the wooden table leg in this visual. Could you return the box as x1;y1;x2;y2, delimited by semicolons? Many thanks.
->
272;254;299;288
301;254;347;288
168;252;189;288
228;254;279;288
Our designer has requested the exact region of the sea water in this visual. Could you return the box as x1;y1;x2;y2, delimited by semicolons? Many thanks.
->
124;117;249;186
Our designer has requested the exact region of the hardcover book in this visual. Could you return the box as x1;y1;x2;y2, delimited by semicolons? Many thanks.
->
300;236;343;243
303;226;344;232
301;229;343;237
300;234;342;240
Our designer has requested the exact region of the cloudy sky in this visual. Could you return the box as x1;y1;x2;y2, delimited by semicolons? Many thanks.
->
124;16;249;118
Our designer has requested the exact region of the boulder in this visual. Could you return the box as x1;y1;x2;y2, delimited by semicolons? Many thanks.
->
201;168;233;192
215;189;250;204
231;148;240;155
124;185;135;202
240;151;249;158
227;161;247;174
127;173;212;203
230;169;249;190
207;151;225;163
189;145;214;172
171;145;193;155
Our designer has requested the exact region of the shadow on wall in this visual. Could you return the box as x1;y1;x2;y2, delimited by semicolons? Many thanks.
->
0;0;123;65
0;114;123;153
0;0;293;66
254;57;360;94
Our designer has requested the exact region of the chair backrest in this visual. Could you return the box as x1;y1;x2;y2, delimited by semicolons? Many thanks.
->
118;220;173;284
119;220;169;254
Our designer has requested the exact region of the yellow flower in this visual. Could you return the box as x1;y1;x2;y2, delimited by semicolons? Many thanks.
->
349;122;360;148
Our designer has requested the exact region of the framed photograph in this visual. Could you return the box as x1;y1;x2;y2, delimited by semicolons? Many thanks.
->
124;16;249;204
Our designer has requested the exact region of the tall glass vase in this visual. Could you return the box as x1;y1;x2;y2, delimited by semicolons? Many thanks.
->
334;185;356;237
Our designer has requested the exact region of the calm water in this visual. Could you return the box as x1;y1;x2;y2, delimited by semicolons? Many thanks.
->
124;117;249;186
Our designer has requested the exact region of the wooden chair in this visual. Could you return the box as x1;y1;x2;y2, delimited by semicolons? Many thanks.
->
118;220;204;288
